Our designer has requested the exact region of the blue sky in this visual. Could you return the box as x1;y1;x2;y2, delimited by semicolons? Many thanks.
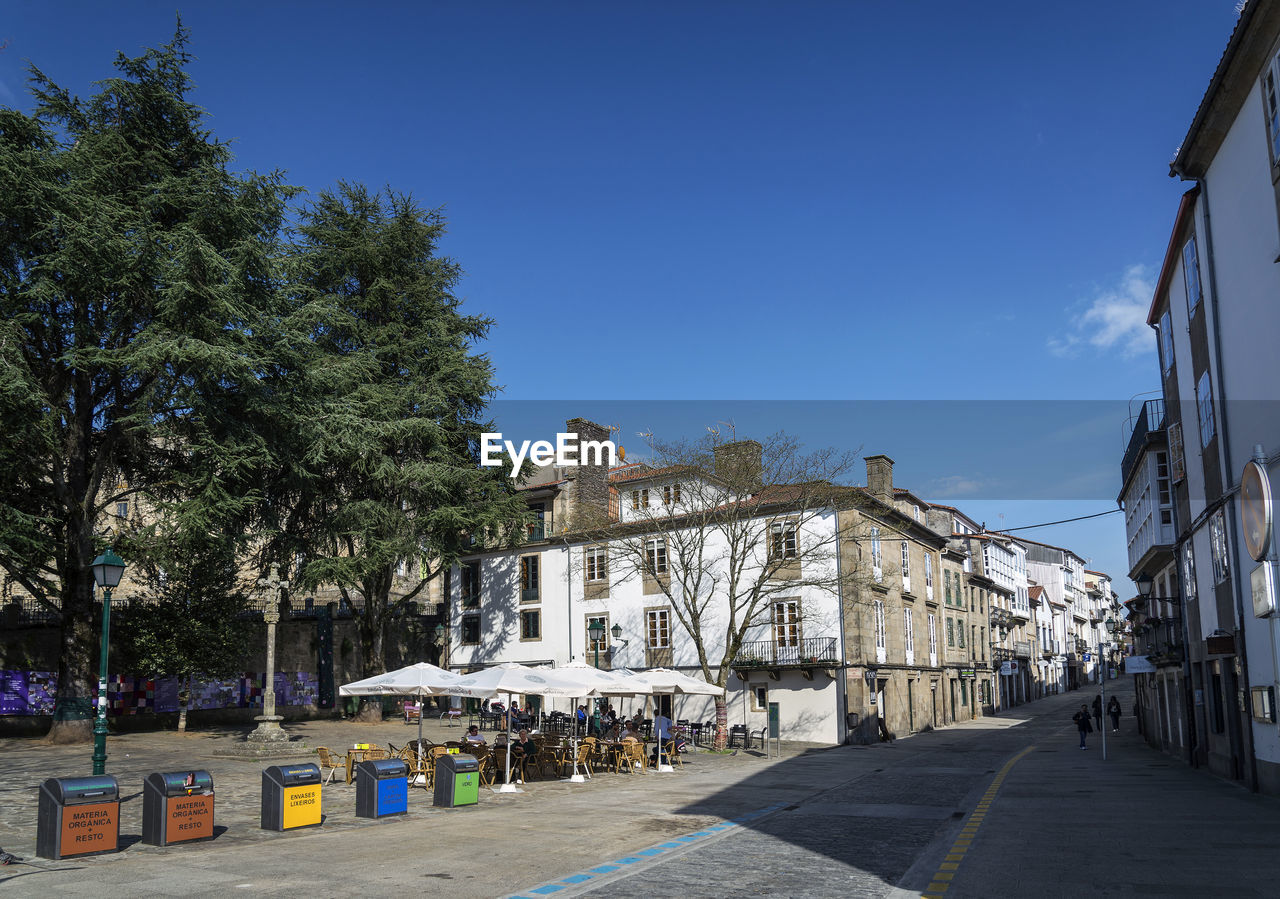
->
0;1;1245;588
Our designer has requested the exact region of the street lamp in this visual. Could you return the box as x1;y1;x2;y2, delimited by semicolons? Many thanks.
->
588;619;605;669
89;548;126;776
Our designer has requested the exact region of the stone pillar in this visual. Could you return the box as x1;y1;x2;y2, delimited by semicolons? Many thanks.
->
247;565;288;743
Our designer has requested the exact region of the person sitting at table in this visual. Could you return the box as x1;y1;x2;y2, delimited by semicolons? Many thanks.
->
463;724;486;746
513;728;538;761
619;722;642;742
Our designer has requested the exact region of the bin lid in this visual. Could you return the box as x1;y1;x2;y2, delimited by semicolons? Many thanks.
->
358;759;407;777
148;770;214;796
41;775;119;803
264;763;321;785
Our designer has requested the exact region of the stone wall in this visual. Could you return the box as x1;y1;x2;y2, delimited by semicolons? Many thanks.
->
0;608;443;736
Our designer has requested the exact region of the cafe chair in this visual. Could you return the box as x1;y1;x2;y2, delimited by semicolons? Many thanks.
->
316;747;347;786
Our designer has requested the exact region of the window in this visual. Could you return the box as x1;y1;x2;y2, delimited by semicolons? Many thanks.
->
585;546;608;583
461;614;480;644
873;600;886;652
631;488;649;511
1210;511;1230;584
1182;541;1198;603
527;502;547;540
751;683;768;713
396;558;409;578
1169;421;1186;483
1159;310;1174;376
914;505;921;521
1265;50;1280;162
928;613;937;658
586;615;609;655
901;542;910;580
774;599;801;647
116;501;128;519
904;609;915;655
645;538;668;575
520;555;540;603
520;609;541;640
958;622;966;648
461;562;481;608
944;570;952;604
663;483;681;506
947;617;955;647
770;521;798;561
1156;452;1173;526
870;527;882;578
1196;370;1215;449
646;608;671;648
925;555;933;588
1183;236;1202;316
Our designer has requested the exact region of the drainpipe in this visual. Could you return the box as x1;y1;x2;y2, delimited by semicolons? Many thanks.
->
1195;176;1259;791
834;509;849;743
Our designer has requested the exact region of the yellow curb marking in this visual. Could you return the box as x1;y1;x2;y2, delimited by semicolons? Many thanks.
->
919;745;1035;898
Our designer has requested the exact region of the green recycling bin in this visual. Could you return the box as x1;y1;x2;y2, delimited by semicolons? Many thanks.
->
432;753;479;807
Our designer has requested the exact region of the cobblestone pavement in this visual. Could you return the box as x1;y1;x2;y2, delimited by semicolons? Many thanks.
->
3;682;1279;897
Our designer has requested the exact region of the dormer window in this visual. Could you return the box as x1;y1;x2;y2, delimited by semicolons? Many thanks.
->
663;483;681;506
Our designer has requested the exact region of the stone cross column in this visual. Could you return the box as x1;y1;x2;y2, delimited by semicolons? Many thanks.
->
249;564;289;741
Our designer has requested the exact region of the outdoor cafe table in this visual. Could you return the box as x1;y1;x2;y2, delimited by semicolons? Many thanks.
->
345;746;380;784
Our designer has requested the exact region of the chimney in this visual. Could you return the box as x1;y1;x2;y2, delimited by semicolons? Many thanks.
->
714;440;763;490
565;418;612;520
865;454;894;505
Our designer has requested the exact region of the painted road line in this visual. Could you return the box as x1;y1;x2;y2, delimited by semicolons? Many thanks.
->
920;745;1035;899
505;804;788;899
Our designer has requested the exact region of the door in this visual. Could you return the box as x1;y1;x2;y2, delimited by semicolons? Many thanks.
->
907;679;915;733
930;682;938;728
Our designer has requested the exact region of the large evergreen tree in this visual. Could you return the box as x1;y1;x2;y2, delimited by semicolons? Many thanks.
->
281;183;526;719
0;28;292;742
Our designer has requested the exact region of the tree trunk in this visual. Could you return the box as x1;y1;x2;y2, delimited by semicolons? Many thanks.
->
354;576;389;723
714;696;728;750
178;678;190;733
46;539;96;744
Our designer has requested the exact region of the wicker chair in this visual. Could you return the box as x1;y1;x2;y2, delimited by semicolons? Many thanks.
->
563;741;593;779
315;747;347;786
661;740;684;768
619;740;648;774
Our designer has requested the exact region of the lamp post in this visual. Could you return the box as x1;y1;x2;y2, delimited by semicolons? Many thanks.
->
89;548;126;776
1100;615;1117;761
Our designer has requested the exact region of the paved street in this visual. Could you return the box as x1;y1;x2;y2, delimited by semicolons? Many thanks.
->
2;679;1278;897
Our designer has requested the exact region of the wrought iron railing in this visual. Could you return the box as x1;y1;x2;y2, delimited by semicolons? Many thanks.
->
735;636;839;667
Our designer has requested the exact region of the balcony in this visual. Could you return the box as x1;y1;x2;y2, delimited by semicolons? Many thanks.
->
990;608;1015;629
1014;640;1033;658
992;647;1015;662
734;637;839;680
526;518;552;541
1121;398;1165;489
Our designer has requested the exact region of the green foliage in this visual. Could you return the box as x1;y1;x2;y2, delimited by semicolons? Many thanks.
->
274;183;528;679
114;533;251;687
0;25;294;721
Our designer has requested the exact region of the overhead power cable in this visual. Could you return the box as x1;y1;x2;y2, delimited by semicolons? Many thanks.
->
992;508;1122;533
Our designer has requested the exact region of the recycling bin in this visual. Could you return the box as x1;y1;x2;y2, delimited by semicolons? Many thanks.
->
432;753;479;808
355;758;408;819
142;770;215;846
36;775;120;859
261;763;322;831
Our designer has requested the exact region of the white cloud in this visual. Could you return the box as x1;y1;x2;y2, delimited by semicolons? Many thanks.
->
1049;265;1154;359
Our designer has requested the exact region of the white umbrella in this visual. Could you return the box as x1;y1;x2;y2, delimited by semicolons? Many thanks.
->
339;662;463;776
628;668;725;771
443;662;592;792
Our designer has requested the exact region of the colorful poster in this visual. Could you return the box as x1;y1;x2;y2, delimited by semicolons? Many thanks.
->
0;670;29;714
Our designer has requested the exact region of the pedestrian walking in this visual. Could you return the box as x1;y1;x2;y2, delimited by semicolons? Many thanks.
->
1107;696;1122;732
1073;704;1093;749
1092;694;1103;731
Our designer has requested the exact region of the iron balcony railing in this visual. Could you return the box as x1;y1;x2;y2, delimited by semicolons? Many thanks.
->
1121;398;1166;487
735;636;839;668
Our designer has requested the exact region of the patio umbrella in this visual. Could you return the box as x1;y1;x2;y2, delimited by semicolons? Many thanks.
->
551;661;653;781
628;668;725;771
443;662;592;792
339;662;464;774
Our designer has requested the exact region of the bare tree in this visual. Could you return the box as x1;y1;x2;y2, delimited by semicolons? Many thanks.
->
572;428;874;748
